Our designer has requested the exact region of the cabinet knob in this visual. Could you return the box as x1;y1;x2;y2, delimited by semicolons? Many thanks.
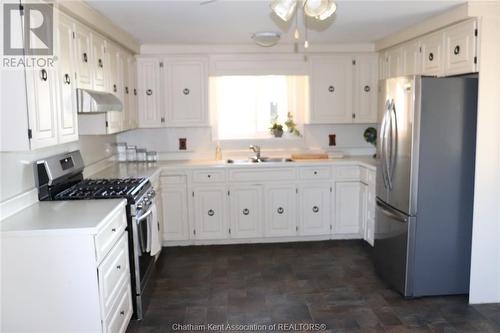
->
120;310;125;316
98;58;103;68
428;52;434;61
146;89;153;96
183;88;190;95
207;174;211;178
314;171;318;175
160;117;165;123
277;207;284;214
64;73;71;85
111;228;116;232
116;265;121;270
364;85;370;92
208;209;215;216
454;45;460;55
312;206;319;213
328;85;335;93
242;208;250;215
40;69;48;81
83;52;88;63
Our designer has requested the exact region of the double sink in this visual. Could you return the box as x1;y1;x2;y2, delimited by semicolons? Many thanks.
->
226;157;293;164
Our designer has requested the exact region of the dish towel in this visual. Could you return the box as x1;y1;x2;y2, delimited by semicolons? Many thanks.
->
149;204;161;256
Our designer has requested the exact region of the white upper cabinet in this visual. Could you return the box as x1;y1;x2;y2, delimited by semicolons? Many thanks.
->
421;31;444;76
55;13;78;143
353;55;378;123
309;55;353;124
384;47;403;78
444;19;477;76
164;57;208;127
138;58;162;127
229;185;263;239
74;22;92;89
298;184;332;236
402;40;422;76
91;33;106;91
264;184;297;237
128;57;138;129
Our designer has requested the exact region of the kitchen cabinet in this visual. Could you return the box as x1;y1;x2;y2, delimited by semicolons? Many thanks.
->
402;40;422;76
309;55;353;124
298;183;332;236
127;57;138;129
264;184;297;237
360;168;376;246
384;47;403;78
74;22;93;89
229;185;263;239
193;186;228;240
138;58;162;127
91;33;107;91
334;181;361;235
164;57;208;127
353;55;378;123
421;31;444;76
161;183;189;241
444;19;477;75
105;42;124;134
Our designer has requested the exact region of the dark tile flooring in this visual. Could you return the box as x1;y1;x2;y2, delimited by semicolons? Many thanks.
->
127;241;500;333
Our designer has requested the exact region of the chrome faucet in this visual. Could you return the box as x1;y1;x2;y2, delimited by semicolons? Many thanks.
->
249;145;261;161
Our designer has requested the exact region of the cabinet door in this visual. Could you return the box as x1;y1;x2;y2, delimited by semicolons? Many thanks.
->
74;23;92;89
309;56;353;124
444;20;477;76
120;52;130;131
106;43;123;134
161;186;189;241
299;184;331;236
353;55;378;123
91;33;106;91
128;58;138;129
138;58;162;127
402;40;422;76
360;182;369;242
56;13;78;143
165;59;208;127
229;185;263;239
193;186;228;240
385;47;403;78
264;184;297;237
421;32;444;76
334;182;361;235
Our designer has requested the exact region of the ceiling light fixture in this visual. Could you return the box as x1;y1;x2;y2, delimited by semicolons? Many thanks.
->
251;31;281;47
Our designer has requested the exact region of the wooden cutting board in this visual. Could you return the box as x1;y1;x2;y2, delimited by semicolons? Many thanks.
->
291;153;329;160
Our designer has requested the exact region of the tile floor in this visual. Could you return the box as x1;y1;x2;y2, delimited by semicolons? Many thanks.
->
127;241;500;332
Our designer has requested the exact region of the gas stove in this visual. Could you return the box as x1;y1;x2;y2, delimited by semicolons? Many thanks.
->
55;178;149;202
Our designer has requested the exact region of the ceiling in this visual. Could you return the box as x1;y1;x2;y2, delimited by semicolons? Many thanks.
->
86;0;465;45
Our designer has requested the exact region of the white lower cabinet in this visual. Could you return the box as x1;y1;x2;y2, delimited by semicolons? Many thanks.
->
193;186;228;240
229;185;263;238
334;181;361;235
299;183;332;236
264;184;297;237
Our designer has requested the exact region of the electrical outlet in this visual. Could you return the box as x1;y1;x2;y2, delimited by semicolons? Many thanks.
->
329;134;336;146
179;138;187;150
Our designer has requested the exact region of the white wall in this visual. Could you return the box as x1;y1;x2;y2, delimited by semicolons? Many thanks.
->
0;135;116;203
116;124;376;159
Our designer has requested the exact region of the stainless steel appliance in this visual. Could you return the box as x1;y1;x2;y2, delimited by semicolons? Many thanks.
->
374;76;478;297
34;150;158;319
76;88;123;113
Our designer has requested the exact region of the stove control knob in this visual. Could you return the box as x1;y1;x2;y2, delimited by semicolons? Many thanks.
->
136;202;144;210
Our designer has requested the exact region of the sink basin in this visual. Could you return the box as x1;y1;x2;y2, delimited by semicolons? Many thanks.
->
226;157;294;164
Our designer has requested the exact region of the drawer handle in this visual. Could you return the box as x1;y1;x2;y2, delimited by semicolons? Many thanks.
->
146;89;153;96
208;209;215;217
312;206;319;213
277;207;284;214
116;265;121;270
183;88;190;95
454;45;460;55
120;310;125;316
428;52;434;61
111;228;116;232
364;85;370;92
242;208;249;215
328;85;335;93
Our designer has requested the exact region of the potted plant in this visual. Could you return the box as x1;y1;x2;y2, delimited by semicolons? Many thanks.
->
284;112;301;137
270;123;284;137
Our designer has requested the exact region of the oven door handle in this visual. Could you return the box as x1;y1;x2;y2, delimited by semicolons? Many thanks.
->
136;206;154;253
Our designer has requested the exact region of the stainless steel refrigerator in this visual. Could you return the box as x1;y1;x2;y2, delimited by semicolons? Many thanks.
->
374;75;478;297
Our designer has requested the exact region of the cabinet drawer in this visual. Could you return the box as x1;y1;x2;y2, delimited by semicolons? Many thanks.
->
229;168;296;182
98;232;130;318
104;281;133;333
299;167;331;180
160;175;187;185
335;166;361;181
192;169;226;183
95;204;127;264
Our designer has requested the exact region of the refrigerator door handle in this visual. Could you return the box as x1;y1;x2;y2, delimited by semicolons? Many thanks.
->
376;198;408;223
384;100;394;189
388;102;398;190
380;108;389;189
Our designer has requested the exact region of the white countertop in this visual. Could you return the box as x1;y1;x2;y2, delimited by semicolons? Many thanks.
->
1;199;126;237
90;157;378;180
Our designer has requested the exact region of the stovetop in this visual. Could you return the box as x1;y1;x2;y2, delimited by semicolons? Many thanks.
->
54;178;149;201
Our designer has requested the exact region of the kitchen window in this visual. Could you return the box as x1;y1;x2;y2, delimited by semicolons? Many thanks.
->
211;75;309;140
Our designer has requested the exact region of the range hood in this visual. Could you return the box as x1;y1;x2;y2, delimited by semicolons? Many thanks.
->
76;88;123;113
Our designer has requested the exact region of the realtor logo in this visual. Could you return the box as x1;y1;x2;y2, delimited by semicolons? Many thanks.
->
3;3;53;56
